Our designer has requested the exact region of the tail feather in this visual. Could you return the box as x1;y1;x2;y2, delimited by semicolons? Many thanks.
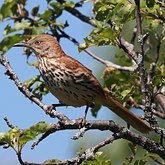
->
102;94;151;133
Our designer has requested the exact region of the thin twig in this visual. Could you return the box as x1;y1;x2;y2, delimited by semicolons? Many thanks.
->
17;151;25;165
84;49;138;71
64;6;96;27
119;37;139;64
4;117;15;129
156;0;165;7
71;126;88;140
58;28;137;71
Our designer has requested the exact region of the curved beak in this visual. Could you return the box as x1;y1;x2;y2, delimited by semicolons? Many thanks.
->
14;42;36;54
14;42;29;48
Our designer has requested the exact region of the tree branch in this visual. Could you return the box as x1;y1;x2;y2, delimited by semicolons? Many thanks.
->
0;52;69;122
134;0;157;127
119;37;139;64
18;119;165;164
57;28;138;71
65;6;96;27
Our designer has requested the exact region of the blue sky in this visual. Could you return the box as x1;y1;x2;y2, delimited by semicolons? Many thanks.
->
0;1;120;164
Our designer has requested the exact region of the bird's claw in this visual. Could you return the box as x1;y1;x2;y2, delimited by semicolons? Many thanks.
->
79;116;86;128
45;104;56;118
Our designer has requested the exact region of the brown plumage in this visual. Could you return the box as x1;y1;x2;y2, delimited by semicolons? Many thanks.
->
14;34;151;133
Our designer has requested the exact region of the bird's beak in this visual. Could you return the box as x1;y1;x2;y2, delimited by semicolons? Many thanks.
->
14;42;29;48
14;42;37;54
14;42;33;50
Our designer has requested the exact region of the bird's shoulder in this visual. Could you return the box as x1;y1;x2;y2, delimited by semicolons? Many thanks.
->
60;55;93;74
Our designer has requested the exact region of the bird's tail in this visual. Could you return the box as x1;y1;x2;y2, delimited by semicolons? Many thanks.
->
101;94;151;133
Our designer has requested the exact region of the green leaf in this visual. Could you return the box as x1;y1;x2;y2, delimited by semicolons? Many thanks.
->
50;2;62;9
40;9;53;21
0;34;27;53
121;88;133;99
0;0;27;21
0;1;16;20
0;121;52;153
84;25;118;47
94;2;112;22
91;104;102;118
0;127;21;149
64;1;75;8
3;22;31;35
24;76;49;100
19;122;52;147
146;0;155;8
100;27;115;40
143;152;160;159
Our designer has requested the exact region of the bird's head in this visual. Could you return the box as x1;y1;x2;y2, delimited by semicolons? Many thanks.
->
14;34;63;58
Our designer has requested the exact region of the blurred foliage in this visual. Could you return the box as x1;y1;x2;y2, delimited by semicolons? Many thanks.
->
81;152;111;165
84;0;135;47
0;121;52;154
0;0;165;164
24;75;49;100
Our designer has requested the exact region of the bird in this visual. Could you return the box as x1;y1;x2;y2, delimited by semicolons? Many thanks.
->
14;34;151;133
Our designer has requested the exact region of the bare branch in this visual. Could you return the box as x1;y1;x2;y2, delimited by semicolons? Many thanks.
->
119;37;139;64
20;120;165;164
58;28;137;71
84;49;138;71
134;0;157;127
17;151;25;165
23;122;165;164
0;53;69;122
65;7;96;27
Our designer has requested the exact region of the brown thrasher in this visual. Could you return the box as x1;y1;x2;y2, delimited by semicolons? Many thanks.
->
14;34;151;133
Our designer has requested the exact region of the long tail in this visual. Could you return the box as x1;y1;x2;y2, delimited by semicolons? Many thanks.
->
101;94;151;133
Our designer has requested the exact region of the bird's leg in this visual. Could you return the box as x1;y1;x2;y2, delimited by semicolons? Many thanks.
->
51;103;66;108
79;105;89;127
80;103;95;127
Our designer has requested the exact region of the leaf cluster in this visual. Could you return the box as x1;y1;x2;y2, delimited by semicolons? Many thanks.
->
0;121;52;154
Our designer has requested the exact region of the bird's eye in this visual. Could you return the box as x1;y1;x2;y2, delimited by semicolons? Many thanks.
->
35;41;41;45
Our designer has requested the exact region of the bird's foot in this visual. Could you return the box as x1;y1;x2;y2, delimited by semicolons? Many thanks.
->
79;116;87;128
45;104;57;118
79;104;92;128
45;103;66;118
